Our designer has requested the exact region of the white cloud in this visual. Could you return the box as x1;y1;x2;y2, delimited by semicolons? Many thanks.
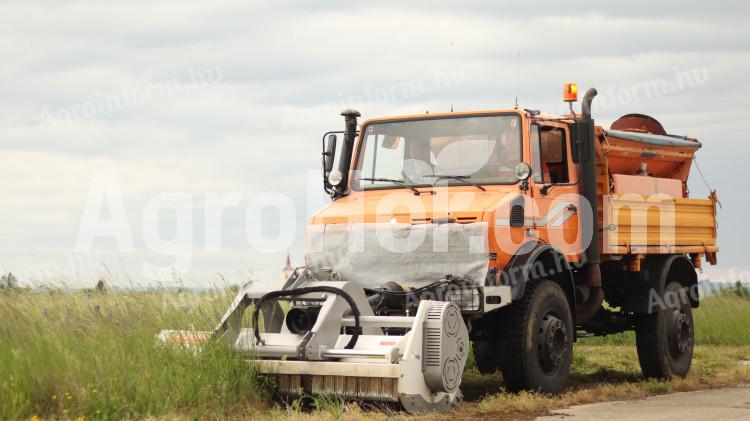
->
0;1;747;285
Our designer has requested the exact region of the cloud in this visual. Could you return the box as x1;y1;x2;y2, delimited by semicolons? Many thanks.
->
0;1;747;285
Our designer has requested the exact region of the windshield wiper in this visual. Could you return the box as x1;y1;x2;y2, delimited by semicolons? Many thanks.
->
358;177;433;195
424;175;487;191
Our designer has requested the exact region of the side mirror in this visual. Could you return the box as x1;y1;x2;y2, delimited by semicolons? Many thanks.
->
324;134;337;172
570;121;592;164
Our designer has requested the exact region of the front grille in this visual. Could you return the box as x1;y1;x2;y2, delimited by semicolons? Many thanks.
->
412;216;477;224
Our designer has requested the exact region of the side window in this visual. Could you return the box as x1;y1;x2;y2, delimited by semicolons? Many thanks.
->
530;124;544;183
540;126;570;184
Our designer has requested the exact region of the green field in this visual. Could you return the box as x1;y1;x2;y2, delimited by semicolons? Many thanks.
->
1;289;748;420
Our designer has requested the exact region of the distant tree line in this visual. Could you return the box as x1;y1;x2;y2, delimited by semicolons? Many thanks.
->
0;273;112;293
0;272;17;289
726;281;750;299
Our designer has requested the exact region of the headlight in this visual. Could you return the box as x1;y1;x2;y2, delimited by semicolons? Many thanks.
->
514;162;531;181
443;286;481;311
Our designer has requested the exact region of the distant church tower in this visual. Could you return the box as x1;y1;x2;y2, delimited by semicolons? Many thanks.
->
281;252;293;281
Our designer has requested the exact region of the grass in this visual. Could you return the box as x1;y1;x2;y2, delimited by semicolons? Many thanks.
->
0;289;268;420
0;289;748;420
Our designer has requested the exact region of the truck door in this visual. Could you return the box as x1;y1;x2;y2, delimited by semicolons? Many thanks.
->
529;122;583;262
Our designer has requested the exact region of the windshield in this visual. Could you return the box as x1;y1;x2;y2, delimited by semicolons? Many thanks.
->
353;114;522;190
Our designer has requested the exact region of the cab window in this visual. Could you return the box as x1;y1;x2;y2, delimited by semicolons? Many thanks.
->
539;126;570;184
354;115;522;189
359;134;406;182
530;124;544;183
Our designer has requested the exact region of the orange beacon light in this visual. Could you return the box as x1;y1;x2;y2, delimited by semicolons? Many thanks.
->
564;83;578;102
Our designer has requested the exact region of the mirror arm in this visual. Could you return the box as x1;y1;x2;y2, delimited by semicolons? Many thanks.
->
320;130;346;197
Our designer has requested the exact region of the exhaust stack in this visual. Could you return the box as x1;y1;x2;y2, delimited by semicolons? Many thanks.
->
576;88;604;323
581;88;597;120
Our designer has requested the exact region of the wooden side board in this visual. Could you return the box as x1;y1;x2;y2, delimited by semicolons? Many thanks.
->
601;195;718;255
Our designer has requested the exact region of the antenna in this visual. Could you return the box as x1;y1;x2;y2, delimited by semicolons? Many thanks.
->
450;41;454;112
514;52;520;109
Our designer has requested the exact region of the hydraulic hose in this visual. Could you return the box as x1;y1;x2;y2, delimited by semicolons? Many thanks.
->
251;286;362;349
363;280;449;297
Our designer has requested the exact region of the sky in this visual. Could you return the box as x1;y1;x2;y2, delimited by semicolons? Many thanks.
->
1;1;748;287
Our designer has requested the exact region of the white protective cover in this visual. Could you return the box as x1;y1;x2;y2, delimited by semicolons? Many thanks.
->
305;222;489;288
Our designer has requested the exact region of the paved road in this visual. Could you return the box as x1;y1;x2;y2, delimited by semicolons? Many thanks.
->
537;387;750;421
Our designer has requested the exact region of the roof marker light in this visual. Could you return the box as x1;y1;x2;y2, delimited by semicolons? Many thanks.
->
564;83;578;102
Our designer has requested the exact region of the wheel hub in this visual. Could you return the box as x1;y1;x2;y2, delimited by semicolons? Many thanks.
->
538;314;568;372
671;311;692;355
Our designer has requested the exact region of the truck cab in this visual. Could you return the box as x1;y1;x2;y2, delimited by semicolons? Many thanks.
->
314;107;591;305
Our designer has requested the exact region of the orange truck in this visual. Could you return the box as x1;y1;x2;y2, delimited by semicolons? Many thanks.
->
314;85;718;392
162;84;719;413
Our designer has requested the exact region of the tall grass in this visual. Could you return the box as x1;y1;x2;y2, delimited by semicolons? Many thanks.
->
693;293;750;345
0;289;267;419
1;288;748;419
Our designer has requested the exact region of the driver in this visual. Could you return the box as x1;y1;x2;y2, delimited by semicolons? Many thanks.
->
476;131;520;179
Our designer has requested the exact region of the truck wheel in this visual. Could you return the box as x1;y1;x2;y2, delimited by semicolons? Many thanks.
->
635;281;694;379
472;339;501;374
499;280;573;393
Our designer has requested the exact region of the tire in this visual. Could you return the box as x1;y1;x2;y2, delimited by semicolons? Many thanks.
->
499;280;574;393
635;281;694;379
472;339;501;374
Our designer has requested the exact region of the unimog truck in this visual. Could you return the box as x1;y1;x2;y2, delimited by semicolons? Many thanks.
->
161;85;719;413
